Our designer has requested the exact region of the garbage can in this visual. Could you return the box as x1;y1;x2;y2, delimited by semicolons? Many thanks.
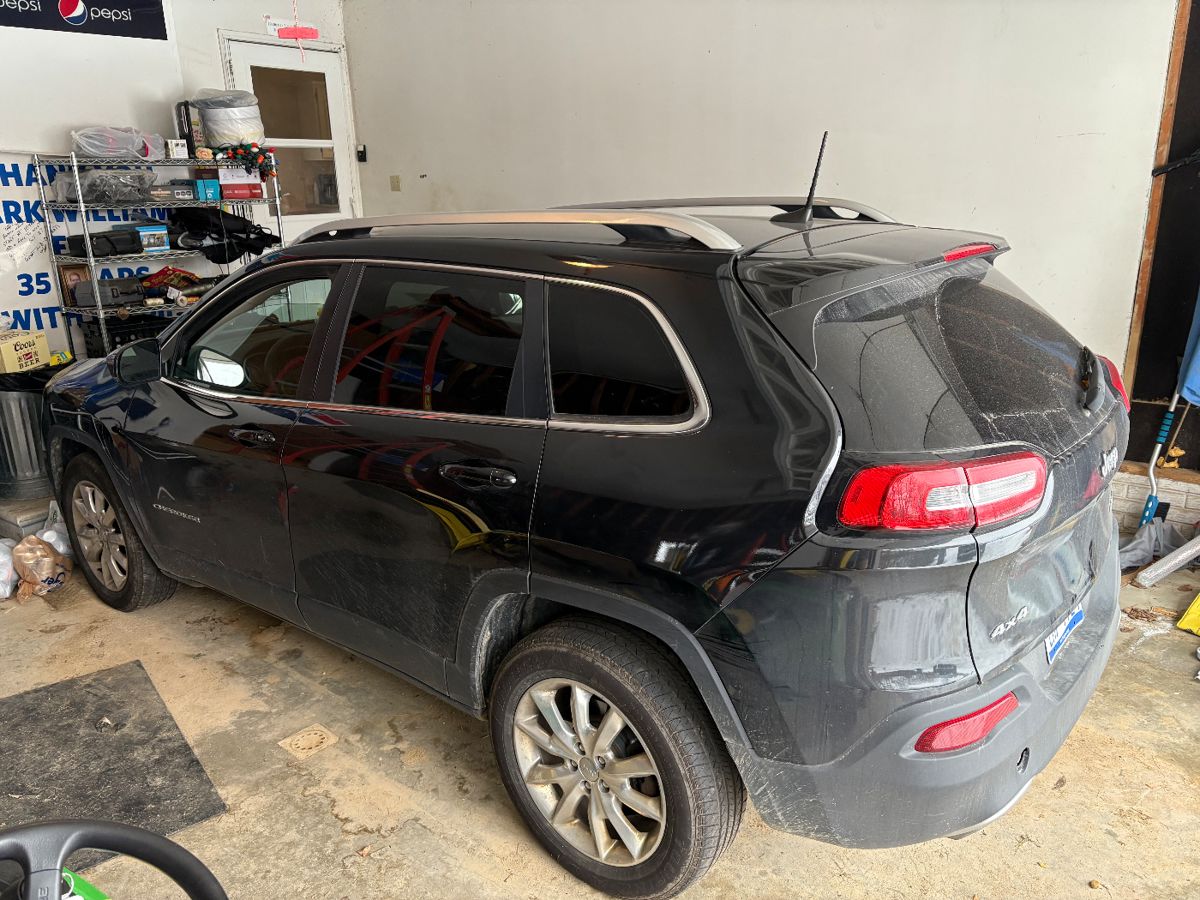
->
0;367;60;500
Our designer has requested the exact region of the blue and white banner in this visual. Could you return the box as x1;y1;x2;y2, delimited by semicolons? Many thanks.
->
0;154;215;355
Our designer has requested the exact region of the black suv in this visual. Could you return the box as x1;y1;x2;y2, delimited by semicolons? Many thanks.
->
44;198;1128;899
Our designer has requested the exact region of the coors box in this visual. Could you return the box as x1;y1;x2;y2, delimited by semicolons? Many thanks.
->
0;330;49;374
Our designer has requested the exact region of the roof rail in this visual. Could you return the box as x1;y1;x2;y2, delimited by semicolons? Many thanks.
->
293;210;742;250
558;196;894;224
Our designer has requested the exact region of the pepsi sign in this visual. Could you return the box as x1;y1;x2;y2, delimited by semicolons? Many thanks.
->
0;0;166;40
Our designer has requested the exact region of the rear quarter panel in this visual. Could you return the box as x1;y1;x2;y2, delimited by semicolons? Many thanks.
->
531;265;836;630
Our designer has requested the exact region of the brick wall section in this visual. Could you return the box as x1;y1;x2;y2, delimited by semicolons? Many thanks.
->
1112;470;1200;537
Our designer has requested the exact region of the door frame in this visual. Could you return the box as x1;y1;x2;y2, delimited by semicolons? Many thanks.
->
217;29;363;233
1122;0;1194;388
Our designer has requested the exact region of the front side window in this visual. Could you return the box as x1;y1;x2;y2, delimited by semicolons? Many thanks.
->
175;270;336;398
548;283;691;419
331;266;525;416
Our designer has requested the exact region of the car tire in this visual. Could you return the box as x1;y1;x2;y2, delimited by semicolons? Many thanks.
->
490;617;745;899
62;453;176;612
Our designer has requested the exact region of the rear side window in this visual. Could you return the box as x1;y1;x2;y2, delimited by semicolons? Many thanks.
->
331;266;525;416
548;283;690;419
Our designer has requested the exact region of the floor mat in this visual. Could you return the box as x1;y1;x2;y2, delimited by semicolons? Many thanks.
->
0;660;225;869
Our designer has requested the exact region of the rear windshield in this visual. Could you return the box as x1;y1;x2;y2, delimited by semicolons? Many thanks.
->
758;260;1102;457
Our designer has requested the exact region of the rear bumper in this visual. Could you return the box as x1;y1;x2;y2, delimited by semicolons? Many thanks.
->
732;525;1120;848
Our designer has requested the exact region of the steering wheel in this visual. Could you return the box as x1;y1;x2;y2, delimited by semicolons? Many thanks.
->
0;820;226;900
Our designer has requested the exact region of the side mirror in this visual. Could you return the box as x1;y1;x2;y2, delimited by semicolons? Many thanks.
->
195;347;246;388
111;338;162;385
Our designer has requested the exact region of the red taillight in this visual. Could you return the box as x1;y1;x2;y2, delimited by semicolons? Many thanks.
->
839;462;972;530
965;453;1049;526
839;452;1047;531
1098;355;1131;412
915;692;1018;752
942;243;998;262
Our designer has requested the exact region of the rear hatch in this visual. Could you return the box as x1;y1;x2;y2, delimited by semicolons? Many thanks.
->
738;225;1129;679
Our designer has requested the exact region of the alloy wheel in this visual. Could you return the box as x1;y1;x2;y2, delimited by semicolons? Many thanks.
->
513;678;665;866
71;480;128;592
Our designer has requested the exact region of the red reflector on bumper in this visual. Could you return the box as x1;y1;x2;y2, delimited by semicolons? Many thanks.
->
915;692;1019;752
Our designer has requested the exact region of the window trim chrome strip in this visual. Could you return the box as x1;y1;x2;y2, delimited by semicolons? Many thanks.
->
302;400;546;429
161;256;711;436
542;276;711;435
161;376;312;409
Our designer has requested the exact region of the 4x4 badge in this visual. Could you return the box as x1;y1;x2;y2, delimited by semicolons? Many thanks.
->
989;605;1029;640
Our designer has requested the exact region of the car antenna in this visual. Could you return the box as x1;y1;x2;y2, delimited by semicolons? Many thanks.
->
798;130;829;227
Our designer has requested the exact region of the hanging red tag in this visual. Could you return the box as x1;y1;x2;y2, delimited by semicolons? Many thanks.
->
277;26;320;40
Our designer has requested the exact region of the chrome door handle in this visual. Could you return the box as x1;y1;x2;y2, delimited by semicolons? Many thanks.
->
228;427;276;449
439;464;518;490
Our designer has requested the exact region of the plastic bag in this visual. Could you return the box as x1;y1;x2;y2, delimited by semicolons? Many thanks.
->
71;126;165;159
0;543;16;600
12;535;72;598
54;169;156;204
42;500;66;537
192;89;265;146
191;89;260;109
198;106;265;147
37;502;72;559
36;530;71;558
1118;519;1191;570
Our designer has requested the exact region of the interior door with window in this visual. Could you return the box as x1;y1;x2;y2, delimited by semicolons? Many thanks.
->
228;39;357;238
282;264;547;692
121;265;346;623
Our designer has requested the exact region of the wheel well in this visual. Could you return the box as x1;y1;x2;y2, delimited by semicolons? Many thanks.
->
50;436;94;495
473;595;698;715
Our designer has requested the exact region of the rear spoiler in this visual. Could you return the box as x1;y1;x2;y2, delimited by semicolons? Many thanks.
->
738;229;1009;323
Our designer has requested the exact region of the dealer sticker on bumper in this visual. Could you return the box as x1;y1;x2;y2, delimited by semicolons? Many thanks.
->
1044;602;1085;665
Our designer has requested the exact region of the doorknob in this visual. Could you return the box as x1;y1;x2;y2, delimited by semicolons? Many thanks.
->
439;463;518;490
228;427;276;449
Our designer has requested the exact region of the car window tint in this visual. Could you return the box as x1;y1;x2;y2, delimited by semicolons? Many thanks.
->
548;283;690;418
175;273;334;398
332;267;524;416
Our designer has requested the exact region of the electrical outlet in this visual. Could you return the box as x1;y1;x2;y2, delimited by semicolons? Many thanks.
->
389;175;402;192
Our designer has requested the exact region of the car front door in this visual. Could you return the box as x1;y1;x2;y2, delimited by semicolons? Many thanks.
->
282;262;546;692
121;263;348;623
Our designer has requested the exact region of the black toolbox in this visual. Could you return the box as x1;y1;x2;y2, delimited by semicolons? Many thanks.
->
71;276;145;308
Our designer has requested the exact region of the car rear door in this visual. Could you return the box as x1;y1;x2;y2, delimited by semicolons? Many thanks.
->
282;261;546;693
123;262;351;624
742;247;1129;680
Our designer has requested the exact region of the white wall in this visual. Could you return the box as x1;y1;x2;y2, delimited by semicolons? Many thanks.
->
0;20;181;155
344;0;1178;363
171;0;345;95
0;0;348;154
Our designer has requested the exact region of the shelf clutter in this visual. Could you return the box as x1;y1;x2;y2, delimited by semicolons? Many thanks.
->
22;96;286;361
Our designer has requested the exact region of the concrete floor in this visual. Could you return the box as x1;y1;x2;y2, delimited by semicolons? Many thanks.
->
2;571;1197;900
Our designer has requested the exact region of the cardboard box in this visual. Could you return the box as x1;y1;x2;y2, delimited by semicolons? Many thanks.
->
218;167;264;200
148;184;196;201
218;167;263;186
136;224;171;254
0;330;49;374
221;182;265;200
